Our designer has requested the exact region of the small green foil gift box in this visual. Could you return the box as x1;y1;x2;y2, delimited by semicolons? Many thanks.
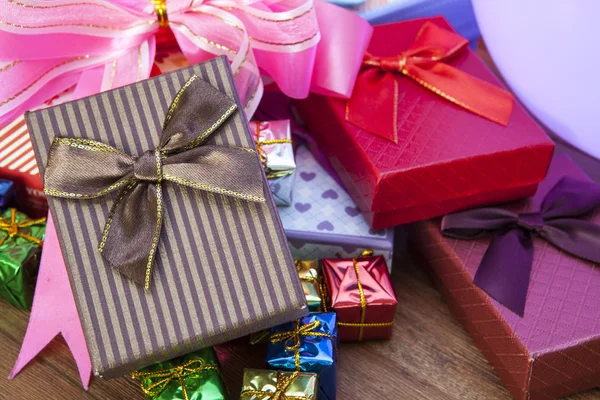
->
0;208;46;309
26;58;307;378
240;368;317;400
132;347;228;400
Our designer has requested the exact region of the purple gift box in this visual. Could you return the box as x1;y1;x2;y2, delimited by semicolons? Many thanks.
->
412;154;600;399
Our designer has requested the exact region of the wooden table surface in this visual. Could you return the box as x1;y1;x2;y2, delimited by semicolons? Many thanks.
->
1;46;600;400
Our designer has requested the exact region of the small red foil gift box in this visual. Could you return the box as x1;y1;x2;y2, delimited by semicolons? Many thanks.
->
295;17;554;230
322;252;397;341
412;154;600;400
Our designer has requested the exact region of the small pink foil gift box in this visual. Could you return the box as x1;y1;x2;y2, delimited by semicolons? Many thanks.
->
412;154;600;400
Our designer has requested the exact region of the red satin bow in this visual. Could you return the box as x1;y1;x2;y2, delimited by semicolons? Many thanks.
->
346;22;515;143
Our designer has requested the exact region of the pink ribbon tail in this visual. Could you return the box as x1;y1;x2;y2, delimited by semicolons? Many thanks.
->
9;215;92;389
310;0;373;98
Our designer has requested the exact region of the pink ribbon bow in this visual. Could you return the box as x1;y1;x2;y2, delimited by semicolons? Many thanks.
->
0;0;372;125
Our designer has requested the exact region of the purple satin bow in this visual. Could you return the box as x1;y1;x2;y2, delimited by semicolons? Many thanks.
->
441;177;600;316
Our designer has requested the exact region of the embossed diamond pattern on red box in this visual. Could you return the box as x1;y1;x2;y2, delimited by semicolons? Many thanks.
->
295;17;554;229
413;154;600;399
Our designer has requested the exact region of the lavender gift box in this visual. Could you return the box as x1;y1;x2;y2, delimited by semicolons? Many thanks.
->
280;146;394;270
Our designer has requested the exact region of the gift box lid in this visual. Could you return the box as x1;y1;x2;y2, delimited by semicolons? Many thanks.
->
279;145;394;250
415;154;600;397
296;17;554;221
25;57;308;378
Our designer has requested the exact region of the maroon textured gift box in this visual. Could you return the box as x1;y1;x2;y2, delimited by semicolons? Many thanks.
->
412;154;600;399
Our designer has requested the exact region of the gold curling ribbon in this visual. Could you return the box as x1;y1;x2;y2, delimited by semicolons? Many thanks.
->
269;320;337;370
132;359;220;400
0;208;45;247
151;0;168;28
240;371;311;400
335;250;394;340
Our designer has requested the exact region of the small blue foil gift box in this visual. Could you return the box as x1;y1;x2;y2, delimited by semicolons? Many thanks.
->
279;145;394;271
267;312;338;400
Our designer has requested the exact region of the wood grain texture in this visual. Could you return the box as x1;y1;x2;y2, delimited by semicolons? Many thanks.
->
1;230;599;399
1;44;600;400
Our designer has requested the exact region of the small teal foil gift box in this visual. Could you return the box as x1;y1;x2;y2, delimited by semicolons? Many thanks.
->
279;146;394;271
267;312;338;400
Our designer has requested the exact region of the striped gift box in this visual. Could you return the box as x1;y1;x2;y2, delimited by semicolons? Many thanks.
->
0;116;46;218
26;57;308;378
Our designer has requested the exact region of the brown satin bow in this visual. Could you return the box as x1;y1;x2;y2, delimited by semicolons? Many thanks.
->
43;75;266;289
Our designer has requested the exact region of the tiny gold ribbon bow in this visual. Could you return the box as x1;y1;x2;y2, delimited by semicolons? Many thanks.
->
132;359;219;400
0;208;46;247
240;371;311;400
270;319;336;370
43;75;265;289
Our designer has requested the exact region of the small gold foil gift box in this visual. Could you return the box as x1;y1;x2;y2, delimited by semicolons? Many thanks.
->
295;260;325;312
240;369;317;400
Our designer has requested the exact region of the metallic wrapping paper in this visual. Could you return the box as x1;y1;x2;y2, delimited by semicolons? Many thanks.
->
295;260;323;312
240;369;317;400
134;348;227;400
268;170;296;207
251;120;296;179
0;179;15;209
322;255;397;341
267;312;337;400
26;58;308;378
0;208;45;309
355;0;480;44
294;18;554;230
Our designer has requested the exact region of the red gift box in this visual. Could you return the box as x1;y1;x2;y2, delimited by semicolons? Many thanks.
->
322;254;397;341
295;17;554;230
411;154;600;400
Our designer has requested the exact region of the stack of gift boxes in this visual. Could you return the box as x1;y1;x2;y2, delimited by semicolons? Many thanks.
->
1;3;600;400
